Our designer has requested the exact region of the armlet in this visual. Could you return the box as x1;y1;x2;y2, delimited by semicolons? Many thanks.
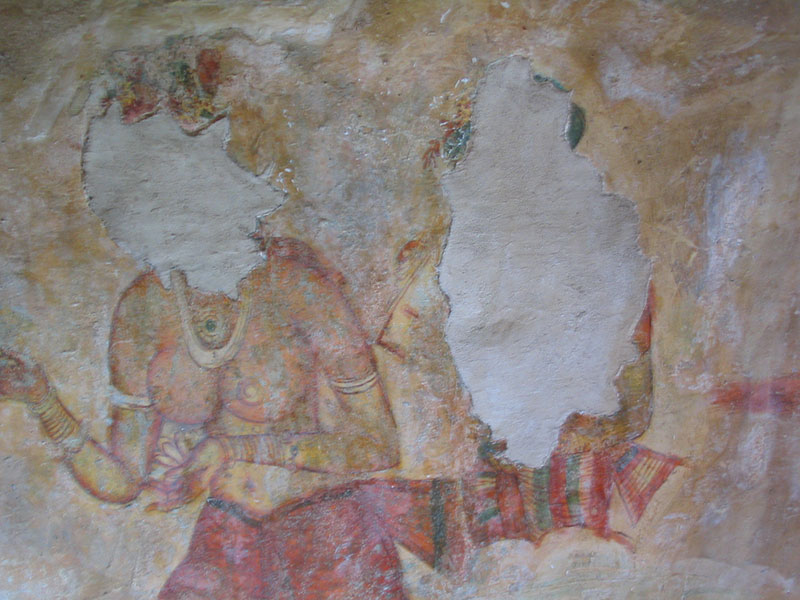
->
329;371;378;395
109;388;154;409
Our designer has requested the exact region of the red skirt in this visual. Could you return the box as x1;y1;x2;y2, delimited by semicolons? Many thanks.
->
159;486;407;600
158;450;680;599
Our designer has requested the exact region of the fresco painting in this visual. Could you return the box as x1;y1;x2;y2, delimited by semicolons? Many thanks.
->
1;2;799;598
0;98;678;597
0;220;678;598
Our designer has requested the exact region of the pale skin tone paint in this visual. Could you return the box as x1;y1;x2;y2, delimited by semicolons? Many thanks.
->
0;226;400;518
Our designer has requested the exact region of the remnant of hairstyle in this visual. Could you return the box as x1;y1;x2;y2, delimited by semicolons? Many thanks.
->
83;105;284;295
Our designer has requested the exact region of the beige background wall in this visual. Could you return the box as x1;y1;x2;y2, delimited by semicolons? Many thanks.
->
1;1;798;598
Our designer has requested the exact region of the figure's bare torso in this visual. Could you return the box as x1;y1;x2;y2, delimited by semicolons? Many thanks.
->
111;247;359;517
149;265;316;430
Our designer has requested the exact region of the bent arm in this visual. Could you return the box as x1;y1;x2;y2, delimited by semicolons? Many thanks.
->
219;372;400;474
0;275;171;504
68;441;143;504
29;385;158;503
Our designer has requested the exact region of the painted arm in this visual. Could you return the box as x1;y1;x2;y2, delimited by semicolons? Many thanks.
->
150;352;399;511
0;273;175;503
217;254;400;474
0;350;159;504
217;368;400;474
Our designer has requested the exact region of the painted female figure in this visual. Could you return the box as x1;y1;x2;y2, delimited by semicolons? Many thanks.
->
0;227;679;599
0;56;681;598
1;219;406;598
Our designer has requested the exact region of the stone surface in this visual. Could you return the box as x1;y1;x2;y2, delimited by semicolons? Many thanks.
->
0;1;798;598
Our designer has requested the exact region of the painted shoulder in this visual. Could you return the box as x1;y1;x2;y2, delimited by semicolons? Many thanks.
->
267;237;346;289
109;270;176;397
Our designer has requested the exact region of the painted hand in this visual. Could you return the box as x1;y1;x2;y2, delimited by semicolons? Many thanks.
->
0;349;48;404
146;437;226;512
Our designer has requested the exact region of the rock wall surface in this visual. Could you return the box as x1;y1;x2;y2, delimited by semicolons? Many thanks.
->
0;1;798;598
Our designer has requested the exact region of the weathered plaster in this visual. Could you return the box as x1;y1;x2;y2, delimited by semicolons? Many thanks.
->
84;106;284;296
440;56;650;465
0;1;798;598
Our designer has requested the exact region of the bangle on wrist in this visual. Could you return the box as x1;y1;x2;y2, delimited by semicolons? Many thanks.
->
258;436;297;469
60;423;89;457
28;386;57;415
28;387;81;444
217;435;299;468
217;436;257;463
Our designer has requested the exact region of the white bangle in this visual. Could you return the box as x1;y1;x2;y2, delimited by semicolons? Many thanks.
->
60;423;89;456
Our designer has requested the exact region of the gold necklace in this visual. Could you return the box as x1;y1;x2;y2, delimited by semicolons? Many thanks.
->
170;270;252;369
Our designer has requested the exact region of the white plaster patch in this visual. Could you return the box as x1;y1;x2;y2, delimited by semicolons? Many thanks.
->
704;141;767;290
83;106;284;296
700;138;769;354
440;57;650;466
600;45;682;116
732;413;775;490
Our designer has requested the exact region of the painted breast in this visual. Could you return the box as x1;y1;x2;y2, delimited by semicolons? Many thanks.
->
217;309;315;424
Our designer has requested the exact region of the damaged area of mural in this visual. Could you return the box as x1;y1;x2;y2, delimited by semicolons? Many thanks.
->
0;43;682;598
440;56;652;467
2;3;799;597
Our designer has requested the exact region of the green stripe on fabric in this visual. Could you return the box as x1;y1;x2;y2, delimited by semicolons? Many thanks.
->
565;454;583;524
478;506;500;524
532;466;553;531
430;480;447;568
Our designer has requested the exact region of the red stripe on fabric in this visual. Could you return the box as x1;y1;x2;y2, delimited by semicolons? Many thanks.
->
438;482;472;576
612;445;682;524
357;480;436;567
548;453;571;528
581;452;612;531
461;474;502;547
496;471;528;539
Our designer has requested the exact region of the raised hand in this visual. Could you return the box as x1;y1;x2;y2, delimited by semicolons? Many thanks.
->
0;349;48;404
